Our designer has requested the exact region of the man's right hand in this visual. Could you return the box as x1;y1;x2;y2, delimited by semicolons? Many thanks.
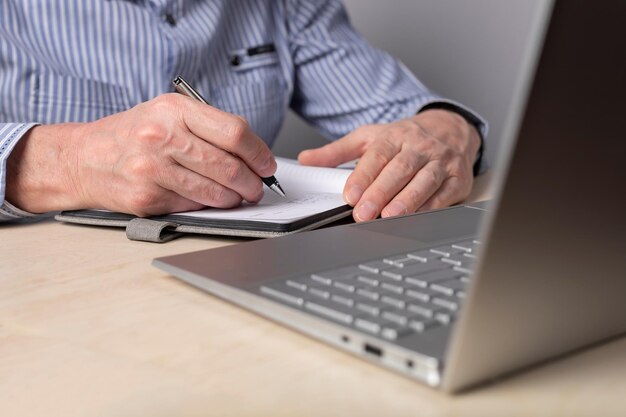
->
5;93;277;216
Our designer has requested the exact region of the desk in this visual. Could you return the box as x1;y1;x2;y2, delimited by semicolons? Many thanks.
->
1;173;624;417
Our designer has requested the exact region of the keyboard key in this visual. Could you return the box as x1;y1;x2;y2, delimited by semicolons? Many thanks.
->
431;278;466;296
432;295;461;311
380;281;403;294
331;294;355;307
358;260;394;273
357;274;380;286
382;262;448;280
446;253;476;267
308;286;330;299
260;284;306;306
407;300;444;318
381;309;412;326
285;279;307;292
453;265;473;274
434;311;454;324
383;255;422;267
380;294;410;309
333;280;356;293
409;318;438;332
429;246;465;257
405;287;439;302
405;268;461;287
441;257;463;267
310;274;333;285
406;250;441;262
381;324;413;340
305;299;356;324
357;288;380;300
451;240;477;253
355;316;396;335
356;301;385;316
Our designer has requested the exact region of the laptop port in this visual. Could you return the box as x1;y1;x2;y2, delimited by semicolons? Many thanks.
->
363;343;383;357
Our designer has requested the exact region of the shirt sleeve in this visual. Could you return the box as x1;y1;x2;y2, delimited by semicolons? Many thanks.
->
285;0;488;164
0;123;39;222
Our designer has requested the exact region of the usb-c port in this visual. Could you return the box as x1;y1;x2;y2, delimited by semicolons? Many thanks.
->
364;343;383;357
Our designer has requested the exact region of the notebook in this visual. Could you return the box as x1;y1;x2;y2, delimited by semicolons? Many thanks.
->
55;158;354;242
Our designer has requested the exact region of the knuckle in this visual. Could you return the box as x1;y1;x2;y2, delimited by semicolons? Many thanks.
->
204;183;241;208
152;93;182;109
225;115;249;145
404;187;424;207
394;157;416;179
134;122;169;145
425;163;445;187
128;188;160;215
127;156;156;177
220;158;244;183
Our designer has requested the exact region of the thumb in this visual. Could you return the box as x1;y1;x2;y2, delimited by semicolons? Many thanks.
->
298;133;365;167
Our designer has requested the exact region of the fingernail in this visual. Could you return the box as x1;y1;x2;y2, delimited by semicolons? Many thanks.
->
345;185;363;206
355;201;377;222
382;201;408;218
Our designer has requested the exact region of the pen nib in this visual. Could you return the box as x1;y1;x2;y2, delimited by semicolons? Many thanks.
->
271;183;287;198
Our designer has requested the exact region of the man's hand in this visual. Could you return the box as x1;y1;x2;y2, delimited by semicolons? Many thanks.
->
5;94;277;216
298;109;481;222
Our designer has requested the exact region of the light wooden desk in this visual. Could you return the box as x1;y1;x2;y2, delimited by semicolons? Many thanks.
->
1;173;624;417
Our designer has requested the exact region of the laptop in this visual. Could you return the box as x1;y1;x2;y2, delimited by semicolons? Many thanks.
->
153;0;626;392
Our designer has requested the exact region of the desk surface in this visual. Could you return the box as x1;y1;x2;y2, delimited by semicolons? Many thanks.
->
1;173;624;417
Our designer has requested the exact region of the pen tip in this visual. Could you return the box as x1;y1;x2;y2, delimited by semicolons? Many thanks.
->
272;183;287;198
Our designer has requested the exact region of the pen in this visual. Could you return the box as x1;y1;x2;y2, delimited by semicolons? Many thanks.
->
172;75;286;198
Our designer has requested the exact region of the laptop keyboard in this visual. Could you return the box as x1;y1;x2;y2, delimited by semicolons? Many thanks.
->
259;238;479;341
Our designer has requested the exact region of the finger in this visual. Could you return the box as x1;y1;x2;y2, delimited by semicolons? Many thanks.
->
342;139;399;206
419;176;472;212
157;163;243;209
351;150;430;219
298;131;367;168
375;161;447;219
181;99;276;177
169;132;264;203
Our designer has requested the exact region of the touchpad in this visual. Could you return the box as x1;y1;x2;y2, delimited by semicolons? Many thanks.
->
353;206;484;243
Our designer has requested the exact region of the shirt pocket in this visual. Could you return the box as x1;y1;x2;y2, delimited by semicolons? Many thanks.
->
208;53;288;144
32;72;132;124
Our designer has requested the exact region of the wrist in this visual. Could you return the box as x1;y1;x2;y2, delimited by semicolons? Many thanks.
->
6;123;87;213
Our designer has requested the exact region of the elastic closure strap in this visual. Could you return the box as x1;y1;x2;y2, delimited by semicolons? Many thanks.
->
126;218;182;243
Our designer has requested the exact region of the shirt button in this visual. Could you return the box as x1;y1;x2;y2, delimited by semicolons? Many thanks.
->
230;55;241;67
164;13;176;26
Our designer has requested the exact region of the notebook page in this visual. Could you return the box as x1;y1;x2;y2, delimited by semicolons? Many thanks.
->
274;157;352;194
168;158;352;224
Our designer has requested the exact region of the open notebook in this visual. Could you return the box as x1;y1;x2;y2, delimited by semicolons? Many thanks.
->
55;158;354;242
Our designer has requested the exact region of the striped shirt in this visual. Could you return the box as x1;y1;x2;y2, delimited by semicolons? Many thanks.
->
0;0;484;221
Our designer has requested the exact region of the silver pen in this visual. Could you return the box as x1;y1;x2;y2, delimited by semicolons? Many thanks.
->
172;75;286;198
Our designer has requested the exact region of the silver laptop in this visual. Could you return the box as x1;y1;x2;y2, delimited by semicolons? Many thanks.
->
153;0;626;392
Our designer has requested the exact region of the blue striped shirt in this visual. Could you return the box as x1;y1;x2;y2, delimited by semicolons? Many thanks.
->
0;0;484;221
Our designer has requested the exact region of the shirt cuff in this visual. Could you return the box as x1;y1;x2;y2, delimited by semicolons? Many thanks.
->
0;123;40;220
0;200;38;220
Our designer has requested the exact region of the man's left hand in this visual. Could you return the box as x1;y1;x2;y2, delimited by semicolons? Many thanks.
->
298;109;481;222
